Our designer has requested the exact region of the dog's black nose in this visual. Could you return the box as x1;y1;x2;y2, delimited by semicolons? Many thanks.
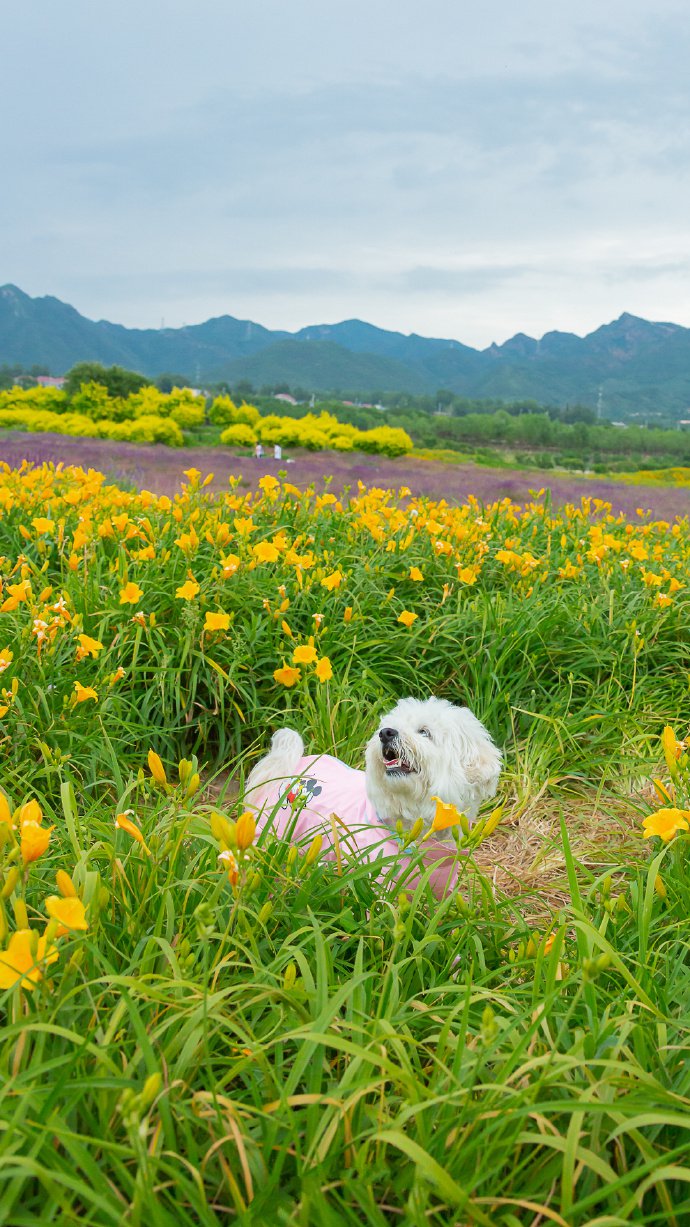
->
379;727;398;743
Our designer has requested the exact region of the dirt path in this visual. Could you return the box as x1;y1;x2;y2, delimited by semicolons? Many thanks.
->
2;430;689;519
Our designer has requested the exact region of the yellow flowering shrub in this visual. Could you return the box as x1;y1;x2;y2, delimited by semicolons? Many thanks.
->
70;382;127;420
98;415;184;446
0;407;97;435
248;410;413;456
0;383;413;455
357;425;413;457
209;396;260;426
0;406;183;446
0;385;68;414
219;422;258;448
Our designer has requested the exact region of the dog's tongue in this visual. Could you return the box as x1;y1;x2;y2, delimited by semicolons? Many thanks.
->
386;757;413;773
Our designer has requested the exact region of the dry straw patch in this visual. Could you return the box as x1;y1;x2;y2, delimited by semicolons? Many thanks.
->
473;784;649;918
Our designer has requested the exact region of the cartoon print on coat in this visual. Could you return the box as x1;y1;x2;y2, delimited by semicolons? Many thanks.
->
283;776;323;811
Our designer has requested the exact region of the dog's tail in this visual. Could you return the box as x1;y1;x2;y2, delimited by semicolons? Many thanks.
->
245;727;304;797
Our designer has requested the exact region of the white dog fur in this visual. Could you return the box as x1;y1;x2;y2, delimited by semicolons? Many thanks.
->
364;696;501;828
245;696;501;840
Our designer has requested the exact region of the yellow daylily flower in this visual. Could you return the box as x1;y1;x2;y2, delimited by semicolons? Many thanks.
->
204;611;231;632
252;541;280;564
175;579;200;601
0;930;58;991
642;808;690;843
45;895;88;936
78;633;104;657
21;821;53;864
292;642;318;666
258;474;280;494
73;682;98;703
321;570;343;591
1;580;31;612
422;796;468;840
314;656;333;682
119;581;144;604
115;811;151;855
19;799;43;826
273;664;301;687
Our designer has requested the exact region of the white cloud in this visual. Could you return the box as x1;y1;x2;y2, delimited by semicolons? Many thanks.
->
3;0;690;346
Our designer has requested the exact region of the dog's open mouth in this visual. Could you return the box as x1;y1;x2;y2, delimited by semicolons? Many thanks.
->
382;747;415;776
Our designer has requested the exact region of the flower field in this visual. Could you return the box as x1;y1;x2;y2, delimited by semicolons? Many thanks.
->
1;459;690;1225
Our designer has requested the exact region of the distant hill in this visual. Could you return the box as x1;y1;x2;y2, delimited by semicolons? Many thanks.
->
2;284;690;418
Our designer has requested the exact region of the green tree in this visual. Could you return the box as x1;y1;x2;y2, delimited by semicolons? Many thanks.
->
156;373;191;393
64;363;147;399
233;380;256;401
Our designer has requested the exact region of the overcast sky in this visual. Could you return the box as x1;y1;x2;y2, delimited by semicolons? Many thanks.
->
3;0;690;347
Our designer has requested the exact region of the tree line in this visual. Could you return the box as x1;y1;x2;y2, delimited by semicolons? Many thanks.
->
10;362;690;469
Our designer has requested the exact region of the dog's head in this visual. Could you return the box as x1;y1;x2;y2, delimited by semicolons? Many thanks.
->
364;696;501;829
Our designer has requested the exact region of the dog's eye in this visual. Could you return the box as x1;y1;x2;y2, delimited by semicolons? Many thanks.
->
418;727;431;738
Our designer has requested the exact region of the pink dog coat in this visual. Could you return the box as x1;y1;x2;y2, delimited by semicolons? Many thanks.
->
249;753;458;896
250;754;398;852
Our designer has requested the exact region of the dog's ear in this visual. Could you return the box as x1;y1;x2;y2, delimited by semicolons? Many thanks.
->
464;740;502;792
451;714;502;797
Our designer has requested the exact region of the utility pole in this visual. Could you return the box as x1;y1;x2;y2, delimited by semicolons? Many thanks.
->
597;386;603;421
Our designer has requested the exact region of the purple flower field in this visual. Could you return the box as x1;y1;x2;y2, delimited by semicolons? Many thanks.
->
1;430;688;520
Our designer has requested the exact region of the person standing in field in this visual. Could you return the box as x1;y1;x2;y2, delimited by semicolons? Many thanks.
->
274;443;282;460
255;442;264;459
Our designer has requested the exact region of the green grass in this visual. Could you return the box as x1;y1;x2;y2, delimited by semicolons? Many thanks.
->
1;463;689;1223
2;778;690;1225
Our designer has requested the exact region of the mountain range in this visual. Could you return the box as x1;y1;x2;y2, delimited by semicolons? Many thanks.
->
2;283;690;419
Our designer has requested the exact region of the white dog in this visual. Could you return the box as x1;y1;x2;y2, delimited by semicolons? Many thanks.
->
244;697;501;894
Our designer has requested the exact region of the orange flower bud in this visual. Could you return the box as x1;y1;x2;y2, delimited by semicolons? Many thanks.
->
56;869;77;898
147;750;167;786
235;812;256;851
115;811;151;855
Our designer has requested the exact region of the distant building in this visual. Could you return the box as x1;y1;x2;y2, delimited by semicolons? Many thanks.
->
274;393;298;405
36;375;65;389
